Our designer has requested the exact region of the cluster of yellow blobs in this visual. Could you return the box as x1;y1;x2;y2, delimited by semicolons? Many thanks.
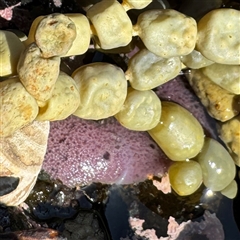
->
0;0;239;198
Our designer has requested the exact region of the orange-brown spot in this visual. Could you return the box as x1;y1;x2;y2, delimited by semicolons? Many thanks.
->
215;103;220;110
49;20;58;26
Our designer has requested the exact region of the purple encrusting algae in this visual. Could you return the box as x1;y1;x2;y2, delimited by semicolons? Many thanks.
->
42;116;171;188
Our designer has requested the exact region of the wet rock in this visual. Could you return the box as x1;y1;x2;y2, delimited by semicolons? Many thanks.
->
62;211;107;240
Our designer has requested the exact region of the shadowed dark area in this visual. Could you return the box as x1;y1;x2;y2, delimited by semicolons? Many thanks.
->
0;177;19;196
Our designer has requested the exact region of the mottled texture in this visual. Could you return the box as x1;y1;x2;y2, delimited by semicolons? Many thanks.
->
187;69;240;122
43;116;170;188
155;75;218;138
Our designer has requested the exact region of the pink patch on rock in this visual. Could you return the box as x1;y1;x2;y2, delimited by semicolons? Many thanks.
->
43;116;171;188
166;216;190;239
152;173;171;194
126;211;224;240
53;0;62;8
0;3;21;21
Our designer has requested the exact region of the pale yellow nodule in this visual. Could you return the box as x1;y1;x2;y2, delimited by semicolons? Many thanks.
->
72;62;128;120
194;138;236;192
148;101;205;161
134;9;197;58
23;14;77;58
0;30;25;77
36;71;80;121
63;14;91;57
196;8;240;65
87;0;132;49
17;43;60;102
115;88;162;131
202;63;240;95
168;160;202;196
126;48;181;91
0;77;39;137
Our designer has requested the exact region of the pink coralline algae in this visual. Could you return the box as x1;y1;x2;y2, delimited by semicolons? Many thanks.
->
163;210;225;240
152;173;171;194
0;2;21;20
53;0;62;8
125;210;224;240
42;116;171;188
